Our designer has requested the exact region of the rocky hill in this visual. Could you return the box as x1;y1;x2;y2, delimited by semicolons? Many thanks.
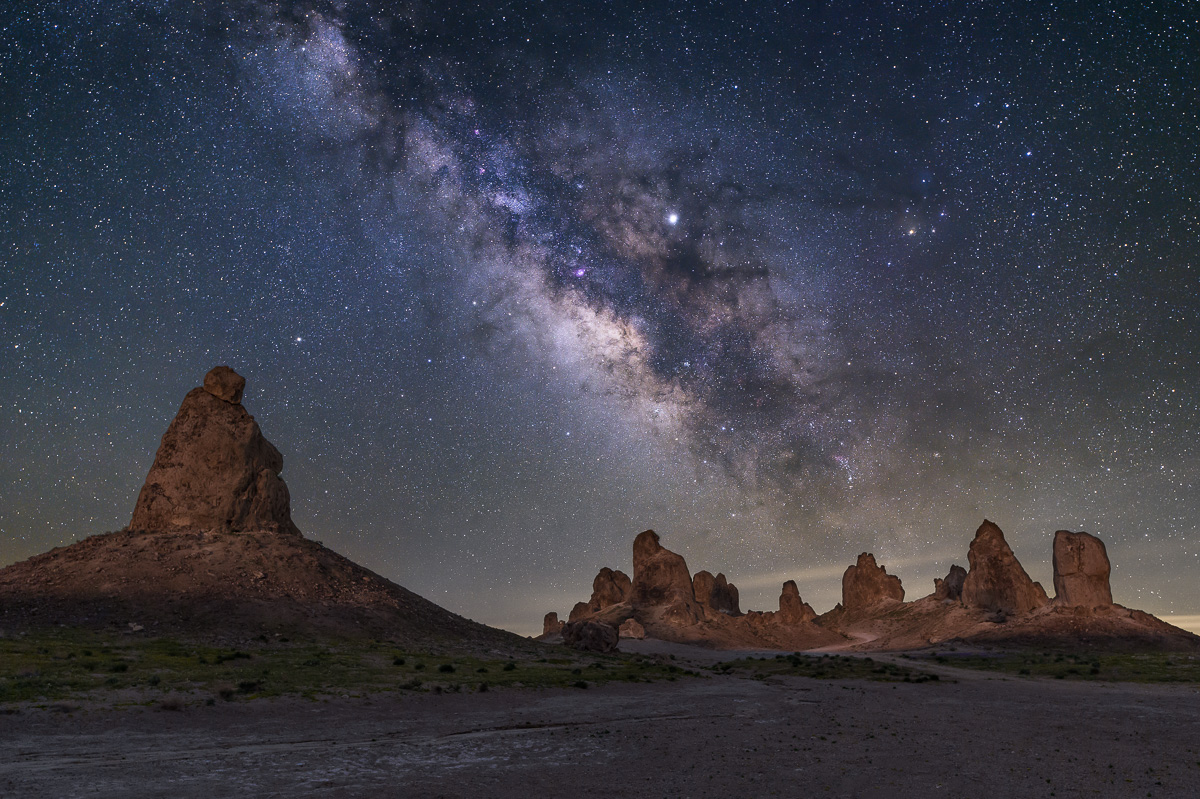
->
0;367;526;652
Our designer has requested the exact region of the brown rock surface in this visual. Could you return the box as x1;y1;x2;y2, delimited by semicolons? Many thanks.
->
933;565;967;601
561;620;619;653
542;612;564;636
128;367;298;535
631;530;700;623
693;571;741;615
619;618;646;639
202;365;246;403
1053;530;1113;609
588;567;633;612
778;580;817;624
841;553;904;611
568;601;592;623
961;520;1048;615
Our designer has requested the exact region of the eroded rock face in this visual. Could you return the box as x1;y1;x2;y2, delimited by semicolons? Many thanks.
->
841;553;904;611
128;367;298;535
961;520;1048;616
589;567;633;612
1053;530;1113;609
693;570;741;615
619;618;646;639
934;565;968;601
632;530;700;623
778;580;817;625
542;612;564;636
562;620;619;653
568;601;592;623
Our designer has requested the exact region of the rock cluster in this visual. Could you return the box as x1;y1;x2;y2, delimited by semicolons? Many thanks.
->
961;520;1048;615
128;367;298;536
1052;530;1113;609
693;570;741;615
841;553;905;611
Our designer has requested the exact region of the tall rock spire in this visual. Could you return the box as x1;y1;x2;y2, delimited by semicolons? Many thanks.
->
127;366;299;535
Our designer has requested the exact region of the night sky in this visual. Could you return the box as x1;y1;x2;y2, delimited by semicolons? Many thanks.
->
3;2;1198;635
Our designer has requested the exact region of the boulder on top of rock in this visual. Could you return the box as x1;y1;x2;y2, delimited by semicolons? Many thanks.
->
693;570;741;615
562;620;619;653
128;367;299;536
961;520;1048;616
202;365;246;404
934;564;968;601
588;567;633;612
841;553;904;611
778;580;817;625
1053;530;1113;609
542;611;565;636
632;531;700;623
618;618;646;639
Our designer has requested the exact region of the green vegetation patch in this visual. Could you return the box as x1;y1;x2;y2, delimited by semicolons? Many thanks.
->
914;649;1200;682
0;629;694;706
714;653;940;682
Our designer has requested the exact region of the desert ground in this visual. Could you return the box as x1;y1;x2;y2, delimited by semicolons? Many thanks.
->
3;642;1198;798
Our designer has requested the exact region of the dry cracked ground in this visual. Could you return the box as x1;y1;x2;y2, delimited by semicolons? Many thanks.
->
3;662;1200;798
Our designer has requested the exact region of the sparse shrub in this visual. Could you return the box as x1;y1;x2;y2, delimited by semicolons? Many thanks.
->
503;662;516;672
218;687;235;700
400;679;423;690
392;657;406;666
110;663;128;673
438;664;455;673
147;675;161;686
476;667;488;673
572;680;588;689
158;698;183;712
236;680;261;694
571;668;583;675
414;662;426;671
478;682;488;692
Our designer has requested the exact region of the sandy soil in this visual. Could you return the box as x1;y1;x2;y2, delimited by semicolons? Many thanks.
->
3;653;1199;799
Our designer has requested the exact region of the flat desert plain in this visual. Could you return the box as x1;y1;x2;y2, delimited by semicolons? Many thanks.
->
3;647;1199;798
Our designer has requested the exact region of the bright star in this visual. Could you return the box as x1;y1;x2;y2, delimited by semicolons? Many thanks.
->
667;213;679;226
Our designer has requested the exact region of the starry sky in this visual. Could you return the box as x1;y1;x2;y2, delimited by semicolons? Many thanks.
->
3;1;1198;636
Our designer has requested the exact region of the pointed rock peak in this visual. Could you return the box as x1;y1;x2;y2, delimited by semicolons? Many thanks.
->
128;367;298;536
1053;530;1113;609
779;579;816;624
694;570;741;615
842;552;905;611
203;365;246;404
962;519;1048;615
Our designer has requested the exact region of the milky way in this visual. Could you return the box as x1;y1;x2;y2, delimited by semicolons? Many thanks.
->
3;2;1197;633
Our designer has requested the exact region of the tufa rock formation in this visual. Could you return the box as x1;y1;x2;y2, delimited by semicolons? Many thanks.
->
933;565;967;601
0;367;531;652
841;553;905;611
693;570;741;616
587;567;633;612
128;366;298;535
542;611;565;636
632;530;701;624
619;618;646;639
961;520;1048;616
1053;530;1113;609
778;580;817;624
562;620;619;653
